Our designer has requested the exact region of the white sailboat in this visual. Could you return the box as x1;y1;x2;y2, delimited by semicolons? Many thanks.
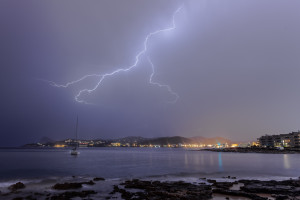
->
71;116;79;156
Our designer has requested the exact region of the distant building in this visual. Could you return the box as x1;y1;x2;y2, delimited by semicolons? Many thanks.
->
54;144;66;148
111;142;121;147
258;131;300;148
231;144;239;148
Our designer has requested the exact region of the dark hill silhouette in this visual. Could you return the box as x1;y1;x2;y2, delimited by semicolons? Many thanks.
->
33;135;237;146
140;136;193;145
39;137;55;144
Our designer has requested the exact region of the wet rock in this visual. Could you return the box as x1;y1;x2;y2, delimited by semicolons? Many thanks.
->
239;179;300;196
213;188;268;200
52;182;82;190
25;195;36;200
207;179;217;184
52;180;95;190
110;185;122;195
212;181;237;189
8;182;25;191
12;197;23;200
93;177;105;181
238;179;261;184
115;179;212;200
50;190;96;200
109;185;134;200
120;189;133;200
241;184;293;194
272;194;290;200
83;180;95;185
152;180;160;184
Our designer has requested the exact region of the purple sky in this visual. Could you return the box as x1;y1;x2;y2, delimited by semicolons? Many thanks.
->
1;0;300;146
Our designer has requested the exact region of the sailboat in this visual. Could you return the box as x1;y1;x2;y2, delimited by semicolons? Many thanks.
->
71;116;79;156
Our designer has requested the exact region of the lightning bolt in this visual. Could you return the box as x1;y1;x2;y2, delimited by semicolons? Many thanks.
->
46;6;183;104
147;57;179;103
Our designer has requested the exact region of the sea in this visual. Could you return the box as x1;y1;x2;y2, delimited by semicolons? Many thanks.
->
0;147;299;199
0;147;299;181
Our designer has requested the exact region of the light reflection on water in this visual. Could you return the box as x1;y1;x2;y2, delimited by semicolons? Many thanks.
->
0;148;299;180
283;154;291;169
218;152;223;172
210;153;214;166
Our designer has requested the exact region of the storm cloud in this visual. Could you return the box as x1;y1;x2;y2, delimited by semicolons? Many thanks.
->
1;0;300;146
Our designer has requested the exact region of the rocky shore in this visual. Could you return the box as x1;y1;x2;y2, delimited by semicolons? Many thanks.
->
1;176;300;199
200;147;300;154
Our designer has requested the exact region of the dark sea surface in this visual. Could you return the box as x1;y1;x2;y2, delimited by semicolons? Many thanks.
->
0;147;299;181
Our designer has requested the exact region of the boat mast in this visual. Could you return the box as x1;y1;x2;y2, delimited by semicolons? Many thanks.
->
75;116;78;149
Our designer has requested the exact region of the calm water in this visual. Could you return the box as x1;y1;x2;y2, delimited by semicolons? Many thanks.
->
0;148;299;181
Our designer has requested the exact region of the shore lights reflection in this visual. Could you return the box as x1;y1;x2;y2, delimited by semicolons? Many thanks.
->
283;154;291;169
218;152;223;172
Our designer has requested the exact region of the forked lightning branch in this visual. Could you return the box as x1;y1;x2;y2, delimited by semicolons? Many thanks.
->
45;6;183;104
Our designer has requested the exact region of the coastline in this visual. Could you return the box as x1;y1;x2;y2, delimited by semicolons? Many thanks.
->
1;175;299;200
199;147;300;154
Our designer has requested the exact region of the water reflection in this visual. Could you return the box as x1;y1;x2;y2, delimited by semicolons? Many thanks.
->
184;152;189;168
1;148;300;179
194;153;200;165
283;154;291;169
218;152;223;172
210;154;214;165
200;154;204;165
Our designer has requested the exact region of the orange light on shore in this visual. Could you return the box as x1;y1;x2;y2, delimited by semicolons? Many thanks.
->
54;144;66;148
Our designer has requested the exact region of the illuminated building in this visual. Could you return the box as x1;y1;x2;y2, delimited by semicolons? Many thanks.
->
111;143;121;147
258;131;300;148
54;144;66;148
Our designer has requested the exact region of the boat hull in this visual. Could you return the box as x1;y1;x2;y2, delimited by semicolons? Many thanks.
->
71;150;79;155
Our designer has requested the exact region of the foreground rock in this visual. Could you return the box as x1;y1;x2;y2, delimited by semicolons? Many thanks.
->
50;190;97;200
207;179;238;189
3;177;300;200
239;179;300;198
8;182;25;191
111;179;212;200
52;180;95;190
93;177;105;181
213;188;267;200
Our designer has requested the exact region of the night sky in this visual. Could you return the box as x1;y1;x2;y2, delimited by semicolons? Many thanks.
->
1;0;300;146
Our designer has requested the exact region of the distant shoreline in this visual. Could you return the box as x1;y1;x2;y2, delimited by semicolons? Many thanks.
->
3;146;300;155
199;147;300;154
